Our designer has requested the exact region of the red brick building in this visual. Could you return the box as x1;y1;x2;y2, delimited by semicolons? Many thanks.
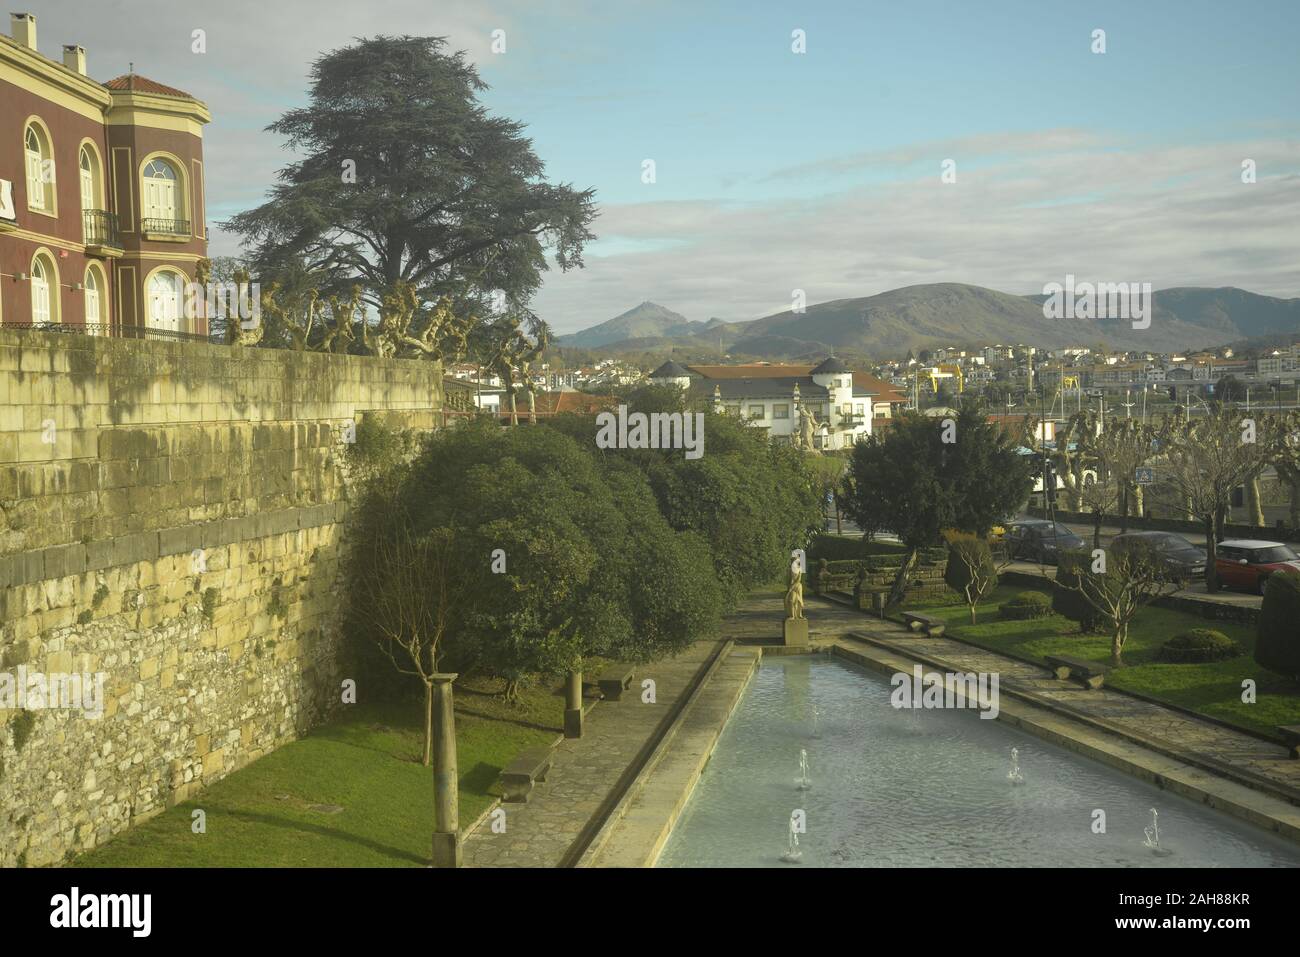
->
0;12;210;336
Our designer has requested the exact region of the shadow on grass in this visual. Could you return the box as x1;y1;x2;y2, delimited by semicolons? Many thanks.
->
220;809;428;866
460;760;504;797
452;704;557;735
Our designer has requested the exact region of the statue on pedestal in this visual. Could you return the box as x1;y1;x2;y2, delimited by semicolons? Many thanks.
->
785;561;805;620
797;404;819;453
782;559;810;646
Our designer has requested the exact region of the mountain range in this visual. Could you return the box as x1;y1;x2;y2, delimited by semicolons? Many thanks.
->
557;284;1300;359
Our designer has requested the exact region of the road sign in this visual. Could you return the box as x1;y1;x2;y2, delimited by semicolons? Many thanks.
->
1135;467;1154;485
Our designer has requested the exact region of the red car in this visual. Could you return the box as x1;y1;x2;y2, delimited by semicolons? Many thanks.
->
1214;539;1300;595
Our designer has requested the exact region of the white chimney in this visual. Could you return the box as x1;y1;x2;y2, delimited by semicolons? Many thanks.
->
10;12;36;50
62;43;85;74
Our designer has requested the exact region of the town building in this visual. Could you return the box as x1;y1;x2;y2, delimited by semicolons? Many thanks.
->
652;358;892;450
1;13;210;335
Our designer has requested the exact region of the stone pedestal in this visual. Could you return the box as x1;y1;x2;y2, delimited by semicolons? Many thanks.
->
563;669;583;739
430;673;461;868
431;830;462;868
783;617;809;647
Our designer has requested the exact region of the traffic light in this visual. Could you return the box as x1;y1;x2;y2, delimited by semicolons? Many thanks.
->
1167;385;1176;402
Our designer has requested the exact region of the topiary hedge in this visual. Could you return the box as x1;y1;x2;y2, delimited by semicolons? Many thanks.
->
1255;571;1300;681
998;591;1054;620
1052;550;1108;632
1158;629;1241;663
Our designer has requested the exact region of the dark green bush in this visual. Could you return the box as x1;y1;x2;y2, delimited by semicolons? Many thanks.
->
1158;629;1240;663
999;590;1053;620
1256;571;1300;681
1052;550;1107;632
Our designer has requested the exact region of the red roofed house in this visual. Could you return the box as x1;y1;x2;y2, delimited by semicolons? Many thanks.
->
1;13;210;336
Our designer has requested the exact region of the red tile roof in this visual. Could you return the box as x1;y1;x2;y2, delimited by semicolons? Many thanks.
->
104;74;195;99
853;372;906;404
531;391;619;415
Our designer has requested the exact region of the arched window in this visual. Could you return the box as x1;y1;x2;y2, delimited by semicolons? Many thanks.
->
31;252;59;326
146;269;186;332
79;145;101;211
142;158;181;229
84;264;106;332
24;121;54;212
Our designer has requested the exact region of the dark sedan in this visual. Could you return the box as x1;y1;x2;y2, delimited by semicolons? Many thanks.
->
1006;520;1086;565
1110;531;1206;582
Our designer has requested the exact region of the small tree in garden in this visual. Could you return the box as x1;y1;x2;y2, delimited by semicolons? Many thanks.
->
360;519;465;766
1255;571;1300;682
1052;539;1179;666
1155;408;1269;592
944;532;998;624
840;404;1034;608
1052;551;1106;632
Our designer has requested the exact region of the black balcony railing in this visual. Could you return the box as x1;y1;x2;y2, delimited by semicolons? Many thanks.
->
1;322;211;343
82;209;122;249
141;217;191;237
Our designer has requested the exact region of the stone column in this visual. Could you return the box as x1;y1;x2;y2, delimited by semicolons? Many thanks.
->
430;673;461;868
564;669;583;739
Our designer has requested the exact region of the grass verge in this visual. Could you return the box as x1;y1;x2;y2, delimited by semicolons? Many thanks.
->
901;583;1300;739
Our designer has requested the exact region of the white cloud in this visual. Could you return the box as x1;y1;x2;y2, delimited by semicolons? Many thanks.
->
535;134;1300;333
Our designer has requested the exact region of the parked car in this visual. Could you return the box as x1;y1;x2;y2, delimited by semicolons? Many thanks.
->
1110;531;1206;583
1005;519;1085;565
1215;540;1300;595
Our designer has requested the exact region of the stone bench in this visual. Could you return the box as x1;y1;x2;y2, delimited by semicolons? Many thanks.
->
597;663;636;701
1044;654;1109;690
500;747;553;803
900;611;945;637
1278;725;1300;759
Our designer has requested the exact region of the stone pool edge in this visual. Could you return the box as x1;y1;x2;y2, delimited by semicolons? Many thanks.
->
576;643;765;867
831;636;1300;848
581;634;1300;867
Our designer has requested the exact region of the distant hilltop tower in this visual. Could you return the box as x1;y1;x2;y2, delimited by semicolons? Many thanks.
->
648;359;692;391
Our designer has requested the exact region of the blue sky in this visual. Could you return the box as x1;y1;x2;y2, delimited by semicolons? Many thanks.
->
23;0;1300;331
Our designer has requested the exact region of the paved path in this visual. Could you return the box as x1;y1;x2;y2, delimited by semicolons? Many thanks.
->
462;640;722;867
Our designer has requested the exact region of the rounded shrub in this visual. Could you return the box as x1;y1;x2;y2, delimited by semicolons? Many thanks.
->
998;590;1053;620
1158;629;1240;663
1256;571;1300;681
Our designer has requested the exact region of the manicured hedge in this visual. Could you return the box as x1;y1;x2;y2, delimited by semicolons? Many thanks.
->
1157;629;1241;664
1256;571;1300;681
998;591;1053;620
807;534;908;563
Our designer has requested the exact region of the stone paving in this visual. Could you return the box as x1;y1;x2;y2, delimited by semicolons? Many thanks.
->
462;640;722;867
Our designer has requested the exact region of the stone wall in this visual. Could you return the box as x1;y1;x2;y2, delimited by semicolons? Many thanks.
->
0;330;444;866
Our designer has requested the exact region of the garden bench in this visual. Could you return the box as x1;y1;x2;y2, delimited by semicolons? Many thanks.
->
597;663;636;701
900;611;945;637
1044;654;1109;690
1278;725;1300;759
500;748;553;803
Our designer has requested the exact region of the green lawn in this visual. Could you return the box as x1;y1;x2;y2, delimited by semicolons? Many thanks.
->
75;674;564;867
900;584;1300;739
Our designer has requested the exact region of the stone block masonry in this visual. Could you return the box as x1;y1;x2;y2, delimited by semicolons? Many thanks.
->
0;330;444;866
